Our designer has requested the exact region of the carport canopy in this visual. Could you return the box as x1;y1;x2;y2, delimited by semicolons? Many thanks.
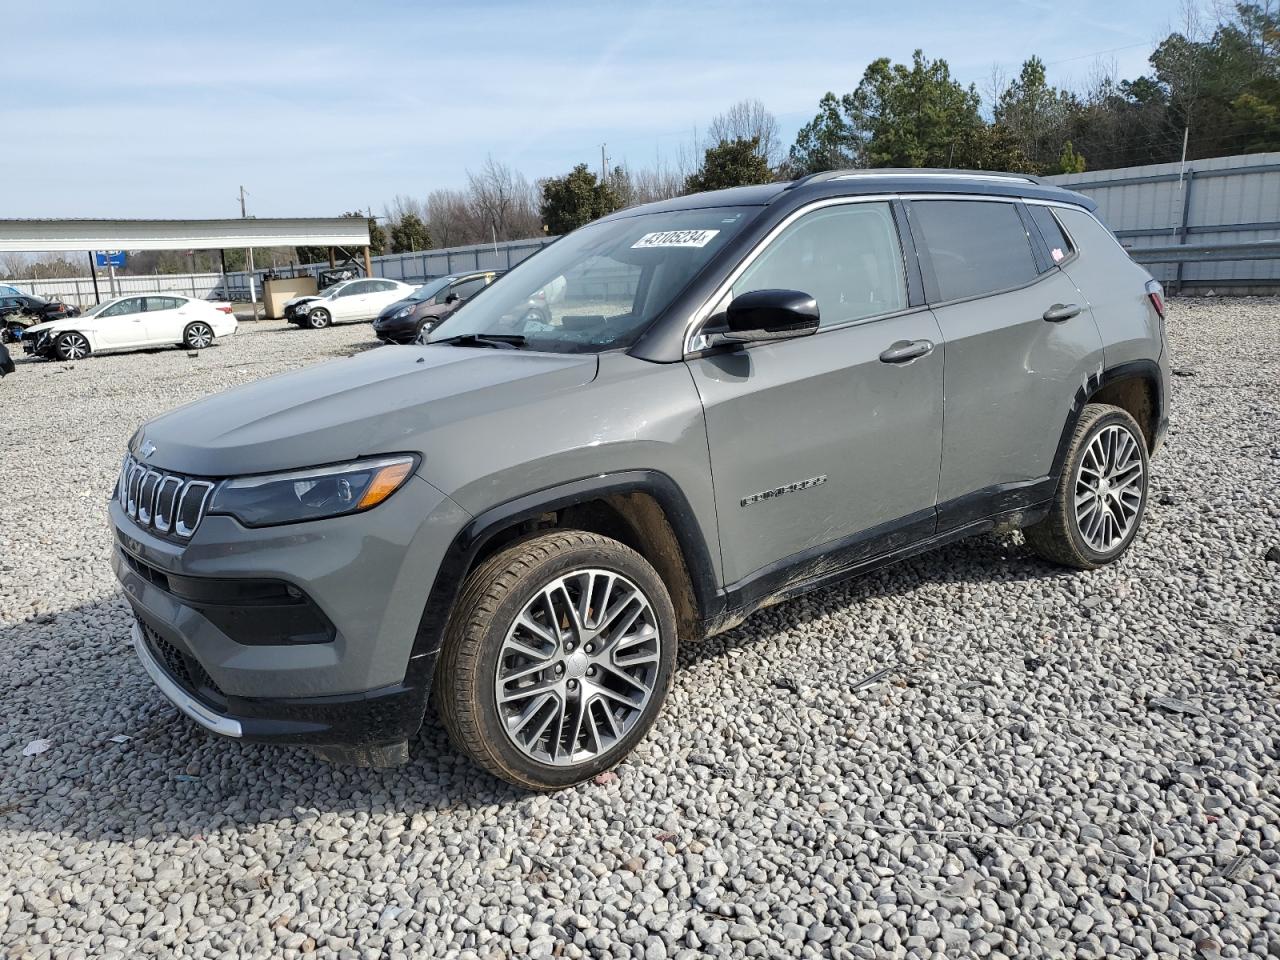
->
0;217;370;252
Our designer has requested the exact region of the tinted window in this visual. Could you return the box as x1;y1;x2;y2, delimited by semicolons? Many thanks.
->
338;282;367;297
732;201;907;328
373;280;397;292
912;200;1037;301
146;297;183;311
450;277;487;300
1028;205;1074;266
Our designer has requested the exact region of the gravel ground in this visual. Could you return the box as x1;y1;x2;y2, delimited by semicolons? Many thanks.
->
1;302;1277;960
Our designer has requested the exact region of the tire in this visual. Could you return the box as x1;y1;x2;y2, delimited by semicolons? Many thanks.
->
307;308;331;330
1024;403;1150;570
183;321;214;349
54;331;90;361
435;530;678;790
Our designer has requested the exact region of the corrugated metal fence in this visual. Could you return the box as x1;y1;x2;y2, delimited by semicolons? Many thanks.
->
6;236;558;307
1046;151;1280;290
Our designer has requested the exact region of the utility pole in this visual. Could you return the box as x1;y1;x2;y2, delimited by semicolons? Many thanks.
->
600;143;607;183
240;185;257;320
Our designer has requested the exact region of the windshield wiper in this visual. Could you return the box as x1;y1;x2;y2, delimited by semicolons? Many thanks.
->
432;333;527;349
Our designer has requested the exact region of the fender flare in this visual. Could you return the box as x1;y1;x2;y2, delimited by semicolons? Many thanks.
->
407;470;722;671
1049;359;1166;482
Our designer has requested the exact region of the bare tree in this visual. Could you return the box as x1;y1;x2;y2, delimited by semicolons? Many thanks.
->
705;99;782;167
425;189;480;247
384;193;429;230
0;252;30;280
466;156;540;243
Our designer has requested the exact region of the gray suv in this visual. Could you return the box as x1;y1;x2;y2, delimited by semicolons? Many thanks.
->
111;170;1170;790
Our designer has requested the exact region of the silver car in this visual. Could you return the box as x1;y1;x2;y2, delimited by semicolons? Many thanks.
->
111;170;1169;789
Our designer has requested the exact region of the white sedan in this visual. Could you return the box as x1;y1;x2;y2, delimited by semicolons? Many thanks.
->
22;295;237;361
284;278;416;329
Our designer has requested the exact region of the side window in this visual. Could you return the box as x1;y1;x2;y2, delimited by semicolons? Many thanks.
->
145;297;182;312
1027;205;1074;267
339;282;367;297
102;298;142;318
450;277;486;300
731;202;907;328
912;200;1038;301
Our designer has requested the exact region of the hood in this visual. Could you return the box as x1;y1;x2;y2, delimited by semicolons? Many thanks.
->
22;318;74;336
375;298;415;322
136;346;599;477
284;294;323;308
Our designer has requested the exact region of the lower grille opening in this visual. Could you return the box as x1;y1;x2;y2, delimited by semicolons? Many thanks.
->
138;619;228;711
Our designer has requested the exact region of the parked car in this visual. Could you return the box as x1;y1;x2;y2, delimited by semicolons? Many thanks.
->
0;284;26;297
111;170;1169;789
284;278;416;329
24;294;236;360
372;271;500;344
0;294;80;342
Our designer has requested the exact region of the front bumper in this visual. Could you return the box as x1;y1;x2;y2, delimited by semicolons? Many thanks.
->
372;316;421;344
112;474;470;748
129;616;438;747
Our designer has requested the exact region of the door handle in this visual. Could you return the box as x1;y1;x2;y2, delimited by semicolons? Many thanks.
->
1042;303;1081;322
879;339;934;364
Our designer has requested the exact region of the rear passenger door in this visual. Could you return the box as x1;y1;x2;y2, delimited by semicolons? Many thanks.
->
143;296;186;343
688;200;945;588
906;198;1104;530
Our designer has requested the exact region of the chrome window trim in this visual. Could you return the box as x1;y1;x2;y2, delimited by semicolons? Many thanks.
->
831;172;1036;184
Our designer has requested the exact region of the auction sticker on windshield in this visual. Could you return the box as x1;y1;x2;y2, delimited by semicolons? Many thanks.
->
632;229;720;249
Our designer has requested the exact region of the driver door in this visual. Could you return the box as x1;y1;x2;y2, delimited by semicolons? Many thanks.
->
330;281;370;321
686;200;945;589
94;298;149;347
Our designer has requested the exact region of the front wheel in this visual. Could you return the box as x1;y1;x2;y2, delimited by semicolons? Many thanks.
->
307;308;331;330
183;321;214;349
54;331;90;361
1024;403;1150;570
435;530;678;790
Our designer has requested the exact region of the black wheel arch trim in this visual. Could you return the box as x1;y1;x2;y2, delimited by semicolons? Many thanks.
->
1050;359;1166;483
408;470;722;669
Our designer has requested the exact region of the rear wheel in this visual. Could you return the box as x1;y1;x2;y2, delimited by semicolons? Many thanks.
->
307;308;331;330
1024;403;1149;569
183;321;214;349
435;530;678;790
54;331;90;361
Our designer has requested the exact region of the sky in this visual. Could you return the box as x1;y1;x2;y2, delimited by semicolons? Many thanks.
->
2;0;1189;220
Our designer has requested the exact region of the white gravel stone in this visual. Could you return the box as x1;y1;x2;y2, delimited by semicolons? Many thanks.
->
0;299;1278;958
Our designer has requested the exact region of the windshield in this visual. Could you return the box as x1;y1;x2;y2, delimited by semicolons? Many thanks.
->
427;206;757;353
408;277;454;303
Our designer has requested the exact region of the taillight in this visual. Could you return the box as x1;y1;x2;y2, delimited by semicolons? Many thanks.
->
218;306;233;315
1145;280;1165;320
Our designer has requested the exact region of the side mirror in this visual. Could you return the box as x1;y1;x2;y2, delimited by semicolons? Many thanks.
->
445;293;459;304
710;289;820;346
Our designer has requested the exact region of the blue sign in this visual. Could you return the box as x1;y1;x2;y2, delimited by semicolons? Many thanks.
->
95;250;126;268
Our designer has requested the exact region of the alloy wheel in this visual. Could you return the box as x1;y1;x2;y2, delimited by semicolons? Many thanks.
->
58;334;88;360
1073;423;1145;553
493;568;662;766
186;323;213;348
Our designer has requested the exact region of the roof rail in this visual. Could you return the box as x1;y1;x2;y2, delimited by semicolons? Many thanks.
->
798;168;1043;186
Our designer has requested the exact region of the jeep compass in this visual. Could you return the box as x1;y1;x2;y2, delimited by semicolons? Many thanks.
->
111;169;1170;790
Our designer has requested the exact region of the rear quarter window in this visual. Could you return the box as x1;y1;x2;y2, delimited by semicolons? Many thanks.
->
1028;205;1075;266
912;200;1038;302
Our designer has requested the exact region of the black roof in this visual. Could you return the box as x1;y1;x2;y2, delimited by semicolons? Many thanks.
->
603;168;1095;220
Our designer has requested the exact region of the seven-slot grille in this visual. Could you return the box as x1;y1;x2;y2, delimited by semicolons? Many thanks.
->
117;454;215;539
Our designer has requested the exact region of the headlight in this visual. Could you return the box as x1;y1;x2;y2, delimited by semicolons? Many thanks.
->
207;455;417;527
391;306;412;320
295;302;312;313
